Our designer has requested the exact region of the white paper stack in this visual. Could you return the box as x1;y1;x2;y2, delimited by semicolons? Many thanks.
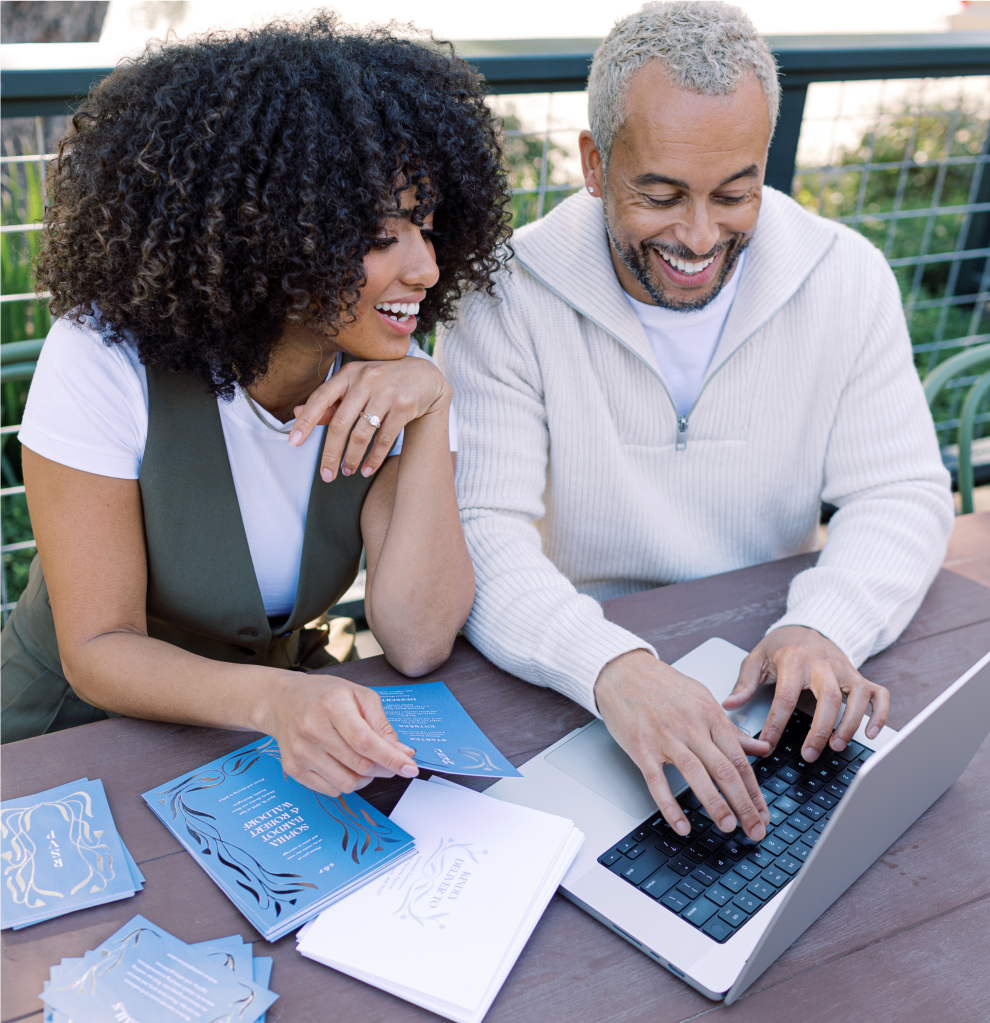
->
296;778;583;1023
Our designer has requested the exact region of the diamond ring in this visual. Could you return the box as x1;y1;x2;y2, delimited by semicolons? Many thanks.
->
362;412;382;429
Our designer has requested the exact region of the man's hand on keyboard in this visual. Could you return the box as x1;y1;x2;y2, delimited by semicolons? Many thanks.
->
723;625;889;762
594;650;771;842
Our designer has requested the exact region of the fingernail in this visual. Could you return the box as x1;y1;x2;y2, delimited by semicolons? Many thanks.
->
802;746;816;761
752;824;766;841
719;815;736;833
288;430;302;445
361;466;373;477
759;809;770;825
341;466;351;476
400;764;419;778
400;745;416;756
321;467;333;482
867;725;879;738
674;820;691;836
831;737;846;750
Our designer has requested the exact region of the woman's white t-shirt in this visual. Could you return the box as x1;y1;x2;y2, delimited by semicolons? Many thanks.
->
18;316;457;617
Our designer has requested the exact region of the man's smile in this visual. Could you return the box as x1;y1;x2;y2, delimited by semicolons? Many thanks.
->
652;244;725;289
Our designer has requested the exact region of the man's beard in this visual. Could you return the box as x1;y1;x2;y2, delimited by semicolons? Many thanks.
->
605;213;749;313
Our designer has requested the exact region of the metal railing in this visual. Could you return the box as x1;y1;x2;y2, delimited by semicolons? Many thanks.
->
2;33;989;620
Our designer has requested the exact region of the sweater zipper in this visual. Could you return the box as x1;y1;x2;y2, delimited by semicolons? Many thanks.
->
676;415;689;451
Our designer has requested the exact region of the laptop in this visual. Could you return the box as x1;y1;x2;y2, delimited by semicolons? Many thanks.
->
485;638;990;1003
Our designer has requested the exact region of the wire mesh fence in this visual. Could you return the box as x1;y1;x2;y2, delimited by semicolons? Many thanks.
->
1;78;989;619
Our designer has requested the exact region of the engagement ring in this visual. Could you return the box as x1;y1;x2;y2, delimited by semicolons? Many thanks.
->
362;412;382;429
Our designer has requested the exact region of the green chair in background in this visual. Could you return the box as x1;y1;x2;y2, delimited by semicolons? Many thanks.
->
924;343;990;515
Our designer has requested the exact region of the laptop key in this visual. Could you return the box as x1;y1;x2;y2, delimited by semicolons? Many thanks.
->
813;791;837;810
858;749;874;762
776;767;801;785
691;865;717;887
720;871;748;893
826;781;848;799
617;837;637;854
786;785;813;804
641;866;681;899
847;760;862;775
822;754;845;773
705;852;733;873
733;891;761;914
734;859;761;880
755;836;787;857
837;770;856;787
813;818;829;833
775;853;802;875
619;849;669;884
682;843;708;863
802;777;825;791
626;844;647;860
803;829;821;847
838;741;864;762
798;801;825;821
599;849;624;867
790;842;813;862
764;777;789;795
632;826;652;842
677;877;707;900
682;896;720;926
687;811;711;833
680;791;703;811
718;904;747;927
702;917;735;942
746;878;774;901
721;839;747;860
668;854;695;876
656;836;683;858
705;883;733;906
661;889;691;912
785;813;813;833
755;762;776;779
807;765;833;783
773;826;800;845
697;833;724;853
768;805;787;825
772;795;800;815
761;866;789;888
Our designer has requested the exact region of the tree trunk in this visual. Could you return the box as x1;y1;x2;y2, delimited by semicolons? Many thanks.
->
0;1;109;44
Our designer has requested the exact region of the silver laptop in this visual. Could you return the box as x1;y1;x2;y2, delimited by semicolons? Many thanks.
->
486;638;990;1002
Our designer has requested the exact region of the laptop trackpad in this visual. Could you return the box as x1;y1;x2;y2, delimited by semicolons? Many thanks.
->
545;719;669;818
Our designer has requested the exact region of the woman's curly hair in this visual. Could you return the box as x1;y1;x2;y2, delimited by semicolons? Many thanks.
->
37;14;511;396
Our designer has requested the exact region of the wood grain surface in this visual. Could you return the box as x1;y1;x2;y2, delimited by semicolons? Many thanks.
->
3;513;988;1023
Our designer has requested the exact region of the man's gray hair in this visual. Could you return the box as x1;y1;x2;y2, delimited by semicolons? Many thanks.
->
588;1;780;166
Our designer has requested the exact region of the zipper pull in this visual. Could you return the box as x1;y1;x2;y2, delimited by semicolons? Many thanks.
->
676;415;689;451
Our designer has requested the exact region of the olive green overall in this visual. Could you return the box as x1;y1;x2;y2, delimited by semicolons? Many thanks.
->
1;366;375;744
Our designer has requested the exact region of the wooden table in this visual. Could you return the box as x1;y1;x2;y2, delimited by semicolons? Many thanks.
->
4;513;989;1023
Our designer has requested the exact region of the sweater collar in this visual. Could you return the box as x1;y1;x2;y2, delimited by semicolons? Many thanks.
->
512;186;839;386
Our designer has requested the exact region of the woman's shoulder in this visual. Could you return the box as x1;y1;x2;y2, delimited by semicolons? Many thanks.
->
18;314;149;479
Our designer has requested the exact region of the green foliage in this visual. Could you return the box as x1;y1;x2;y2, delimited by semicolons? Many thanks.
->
2;148;48;606
499;108;579;227
792;99;989;441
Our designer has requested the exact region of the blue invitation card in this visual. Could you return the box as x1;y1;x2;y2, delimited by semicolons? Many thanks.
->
42;915;277;1023
371;681;522;778
1;778;142;930
142;737;415;941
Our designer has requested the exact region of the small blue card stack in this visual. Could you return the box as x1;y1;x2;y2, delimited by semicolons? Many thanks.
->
142;737;416;942
371;680;523;778
1;778;144;930
40;914;277;1023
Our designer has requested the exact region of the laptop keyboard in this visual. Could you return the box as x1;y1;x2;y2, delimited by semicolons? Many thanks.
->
596;708;873;943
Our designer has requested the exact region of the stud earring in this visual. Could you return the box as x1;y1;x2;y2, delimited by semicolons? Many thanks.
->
588;186;595;193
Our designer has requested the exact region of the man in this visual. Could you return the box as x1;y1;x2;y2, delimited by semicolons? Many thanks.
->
439;1;953;843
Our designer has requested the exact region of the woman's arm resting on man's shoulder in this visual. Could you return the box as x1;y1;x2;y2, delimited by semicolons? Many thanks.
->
22;447;418;796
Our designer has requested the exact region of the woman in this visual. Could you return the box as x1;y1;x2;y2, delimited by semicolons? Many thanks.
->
1;16;510;799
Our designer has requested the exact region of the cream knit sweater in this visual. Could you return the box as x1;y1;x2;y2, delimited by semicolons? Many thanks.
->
438;186;954;715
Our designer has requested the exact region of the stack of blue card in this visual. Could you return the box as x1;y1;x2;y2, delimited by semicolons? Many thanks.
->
1;778;144;930
40;914;277;1023
142;737;416;942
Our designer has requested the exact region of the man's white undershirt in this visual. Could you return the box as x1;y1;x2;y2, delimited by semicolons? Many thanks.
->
623;249;747;416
